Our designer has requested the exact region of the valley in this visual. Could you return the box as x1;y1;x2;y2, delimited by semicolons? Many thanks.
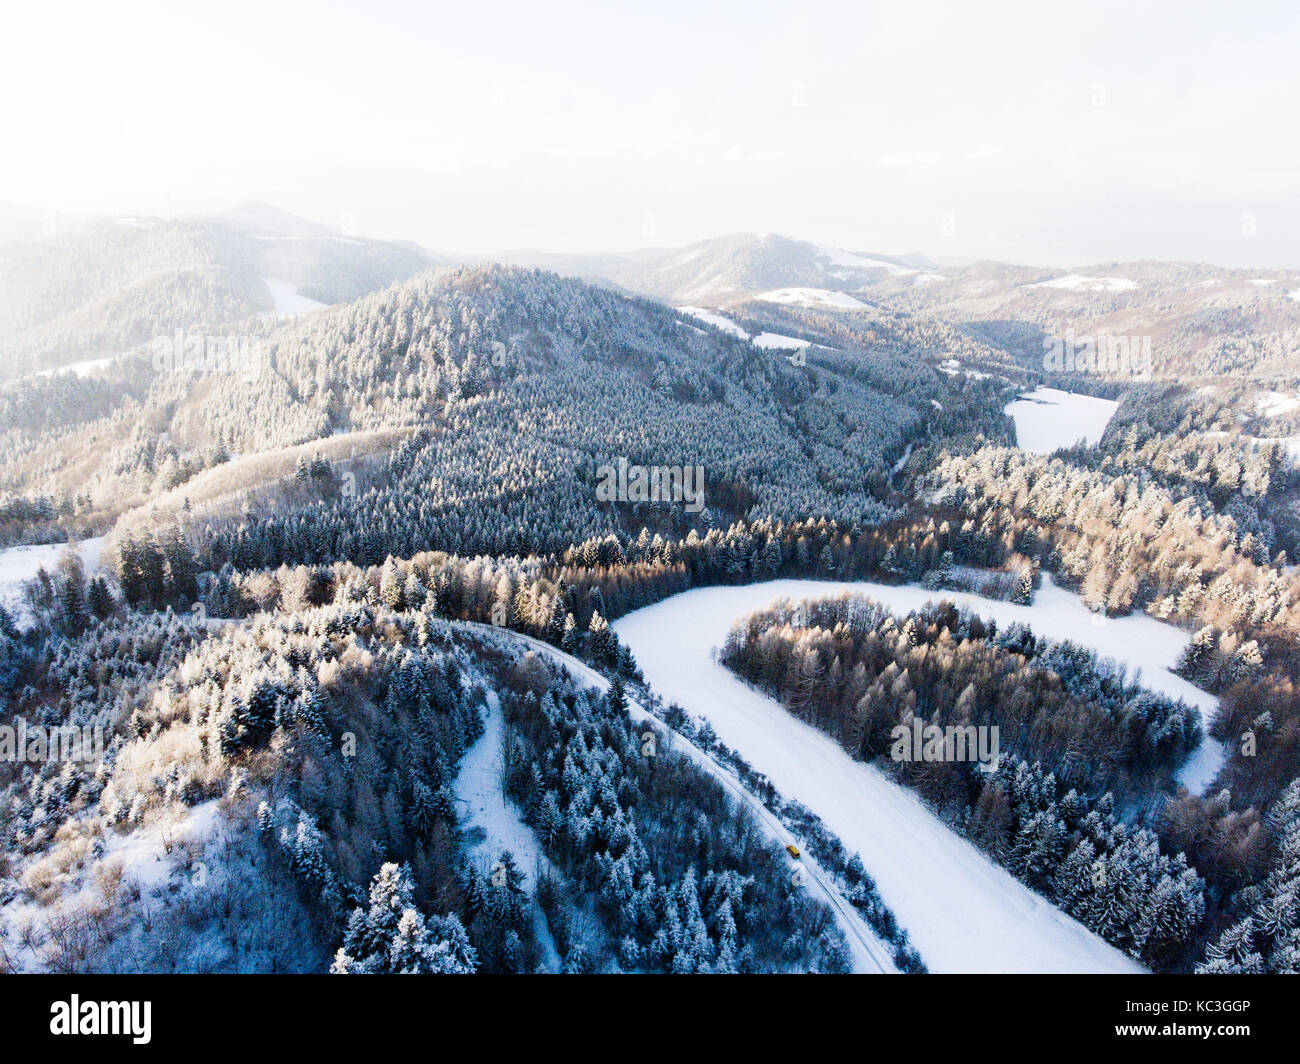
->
1;207;1296;979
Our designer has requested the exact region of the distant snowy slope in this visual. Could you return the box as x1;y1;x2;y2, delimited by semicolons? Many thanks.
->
757;287;868;310
262;278;329;317
676;305;749;338
1023;274;1138;293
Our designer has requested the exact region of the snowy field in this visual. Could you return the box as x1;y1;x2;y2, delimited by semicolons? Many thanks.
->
756;287;867;310
677;306;747;338
676;307;812;352
35;354;122;378
455;691;551;893
752;331;810;351
261;278;328;317
815;245;912;277
614;574;1223;972
1255;390;1300;418
1006;387;1118;453
1023;274;1137;293
454;691;563;970
0;536;106;625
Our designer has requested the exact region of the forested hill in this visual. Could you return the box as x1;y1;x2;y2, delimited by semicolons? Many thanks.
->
95;264;1011;569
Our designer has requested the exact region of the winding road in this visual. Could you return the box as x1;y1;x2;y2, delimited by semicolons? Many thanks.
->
456;620;897;973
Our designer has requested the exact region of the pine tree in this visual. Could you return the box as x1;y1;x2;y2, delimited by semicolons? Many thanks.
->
588;611;616;665
379;556;405;610
87;576;115;620
332;863;478;974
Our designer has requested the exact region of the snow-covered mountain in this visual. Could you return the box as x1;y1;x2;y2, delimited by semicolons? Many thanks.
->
497;233;920;305
0;204;441;377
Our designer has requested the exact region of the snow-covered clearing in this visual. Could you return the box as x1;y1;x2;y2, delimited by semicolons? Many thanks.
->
676;305;748;338
454;691;562;970
752;332;811;351
35;355;121;378
0;536;106;626
0;800;224;972
756;287;867;310
261;278;328;317
1006;387;1118;453
102;800;223;892
938;358;990;380
1023;274;1137;293
455;622;898;973
816;245;911;277
455;692;550;888
676;307;811;353
614;574;1223;972
1255;390;1300;419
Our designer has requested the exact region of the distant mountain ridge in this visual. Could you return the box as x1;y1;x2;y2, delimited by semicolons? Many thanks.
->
0;203;440;377
491;232;922;304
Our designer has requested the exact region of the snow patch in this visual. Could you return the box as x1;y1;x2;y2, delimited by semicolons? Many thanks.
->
752;332;811;351
1006;387;1118;454
815;245;911;276
261;279;328;317
103;800;223;892
455;693;550;893
938;358;990;380
455;691;563;971
0;537;106;627
35;355;122;379
1255;391;1300;418
1023;274;1137;293
756;287;867;310
676;308;817;353
676;306;748;338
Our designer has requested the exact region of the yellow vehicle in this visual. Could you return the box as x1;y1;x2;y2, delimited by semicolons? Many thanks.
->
785;844;801;859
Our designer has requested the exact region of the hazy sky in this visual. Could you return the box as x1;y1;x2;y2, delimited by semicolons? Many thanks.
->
4;0;1298;266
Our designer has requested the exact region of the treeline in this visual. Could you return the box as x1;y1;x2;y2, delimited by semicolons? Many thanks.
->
200;508;1037;638
721;593;1200;801
927;446;1299;644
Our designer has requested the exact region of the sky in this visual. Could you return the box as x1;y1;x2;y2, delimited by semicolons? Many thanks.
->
3;0;1298;267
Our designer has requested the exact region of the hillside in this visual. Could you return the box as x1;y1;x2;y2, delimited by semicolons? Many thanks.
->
0;206;439;377
0;263;1016;559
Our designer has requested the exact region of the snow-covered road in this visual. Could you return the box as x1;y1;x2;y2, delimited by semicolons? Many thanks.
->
613;578;1165;974
455;621;898;973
